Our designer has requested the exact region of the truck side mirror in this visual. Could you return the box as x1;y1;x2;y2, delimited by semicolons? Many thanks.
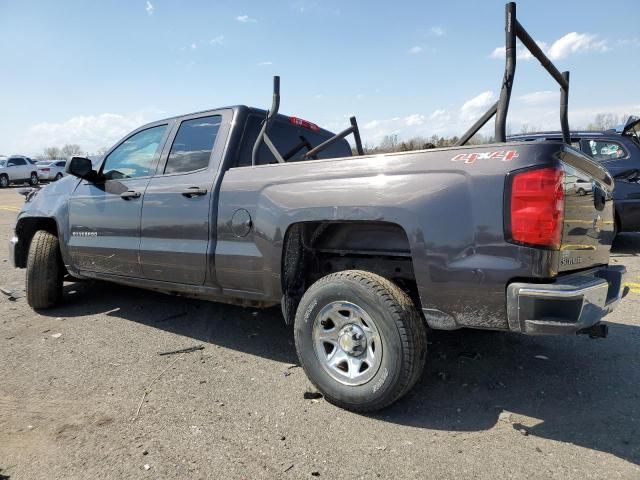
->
66;156;96;180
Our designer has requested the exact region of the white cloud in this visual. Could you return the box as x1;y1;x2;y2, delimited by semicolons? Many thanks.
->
210;35;224;46
490;41;548;60
408;46;423;54
490;32;608;61
405;114;425;126
429;109;447;120
430;26;445;36
547;32;609;60
145;1;154;16
460;91;496;122
256;61;273;66
16;113;151;156
190;43;197;50
236;15;257;23
517;90;556;105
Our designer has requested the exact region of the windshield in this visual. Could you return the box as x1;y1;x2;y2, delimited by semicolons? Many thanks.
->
37;161;52;166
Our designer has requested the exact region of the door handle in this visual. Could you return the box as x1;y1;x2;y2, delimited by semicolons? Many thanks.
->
182;186;208;198
120;190;141;200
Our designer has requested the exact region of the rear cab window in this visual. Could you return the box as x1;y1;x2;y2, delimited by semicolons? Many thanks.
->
235;114;352;168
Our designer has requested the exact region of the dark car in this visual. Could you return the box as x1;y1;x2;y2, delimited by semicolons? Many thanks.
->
510;116;640;233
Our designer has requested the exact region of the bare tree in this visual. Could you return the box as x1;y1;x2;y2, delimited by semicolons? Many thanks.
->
61;144;83;160
44;147;61;160
379;134;399;153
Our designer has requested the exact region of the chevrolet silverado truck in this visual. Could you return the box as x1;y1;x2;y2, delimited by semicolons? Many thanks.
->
9;3;628;411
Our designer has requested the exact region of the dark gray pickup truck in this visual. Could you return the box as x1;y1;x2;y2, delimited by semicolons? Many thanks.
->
9;3;628;411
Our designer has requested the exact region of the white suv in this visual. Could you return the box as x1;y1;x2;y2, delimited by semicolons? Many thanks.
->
0;156;39;187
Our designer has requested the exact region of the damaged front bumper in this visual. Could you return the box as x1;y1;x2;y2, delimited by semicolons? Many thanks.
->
506;265;627;335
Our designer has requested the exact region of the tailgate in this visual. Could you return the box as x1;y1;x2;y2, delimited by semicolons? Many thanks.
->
559;147;615;272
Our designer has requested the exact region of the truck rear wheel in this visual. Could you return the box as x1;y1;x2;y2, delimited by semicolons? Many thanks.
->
26;230;63;309
294;270;427;412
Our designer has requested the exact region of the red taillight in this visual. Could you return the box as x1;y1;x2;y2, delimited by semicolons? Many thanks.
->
508;166;564;249
289;116;320;132
40;168;50;172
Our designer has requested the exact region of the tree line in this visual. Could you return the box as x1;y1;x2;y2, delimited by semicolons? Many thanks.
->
39;144;85;161
361;112;633;154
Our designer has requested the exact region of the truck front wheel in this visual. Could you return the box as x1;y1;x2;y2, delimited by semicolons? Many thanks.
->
294;270;427;412
26;230;63;309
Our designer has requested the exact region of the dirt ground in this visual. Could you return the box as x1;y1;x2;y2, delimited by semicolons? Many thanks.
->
0;185;638;480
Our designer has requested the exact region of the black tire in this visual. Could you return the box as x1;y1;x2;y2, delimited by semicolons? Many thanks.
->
0;174;8;188
26;230;63;309
294;270;427;412
54;173;63;181
577;188;586;196
29;172;38;186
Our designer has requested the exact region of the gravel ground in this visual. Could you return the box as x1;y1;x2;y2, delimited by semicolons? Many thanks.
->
0;186;638;479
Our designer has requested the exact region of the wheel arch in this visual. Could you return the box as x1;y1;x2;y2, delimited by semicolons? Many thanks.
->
14;216;59;268
280;220;420;324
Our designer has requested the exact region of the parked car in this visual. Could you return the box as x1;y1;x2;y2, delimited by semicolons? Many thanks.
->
8;2;628;411
0;155;39;187
36;160;67;181
509;115;640;234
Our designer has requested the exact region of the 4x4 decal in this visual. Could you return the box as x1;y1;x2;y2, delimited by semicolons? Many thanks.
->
451;150;519;164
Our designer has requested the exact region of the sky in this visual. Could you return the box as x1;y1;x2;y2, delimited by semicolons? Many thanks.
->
1;0;639;156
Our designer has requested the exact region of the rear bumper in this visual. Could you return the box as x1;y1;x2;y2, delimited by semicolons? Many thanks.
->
506;265;627;335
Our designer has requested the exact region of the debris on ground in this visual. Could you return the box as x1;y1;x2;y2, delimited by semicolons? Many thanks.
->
158;345;204;356
498;411;513;423
437;371;450;381
143;464;150;471
155;312;187;324
134;352;186;420
284;464;294;473
1;286;25;301
303;391;322;400
534;355;549;360
51;333;62;339
459;351;481;360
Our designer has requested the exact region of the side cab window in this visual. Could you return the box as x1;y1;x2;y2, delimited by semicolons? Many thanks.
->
101;125;168;180
163;115;221;174
581;139;628;162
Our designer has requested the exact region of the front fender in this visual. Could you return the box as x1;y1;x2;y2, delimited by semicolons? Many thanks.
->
13;177;80;271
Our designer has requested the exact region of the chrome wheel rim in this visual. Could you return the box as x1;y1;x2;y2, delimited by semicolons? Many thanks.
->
30;174;37;185
0;177;7;187
312;301;383;386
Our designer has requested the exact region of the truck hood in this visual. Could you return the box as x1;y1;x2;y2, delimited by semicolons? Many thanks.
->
18;175;80;217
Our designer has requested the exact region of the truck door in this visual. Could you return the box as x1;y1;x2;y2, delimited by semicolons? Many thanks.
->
67;123;170;276
139;111;228;285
